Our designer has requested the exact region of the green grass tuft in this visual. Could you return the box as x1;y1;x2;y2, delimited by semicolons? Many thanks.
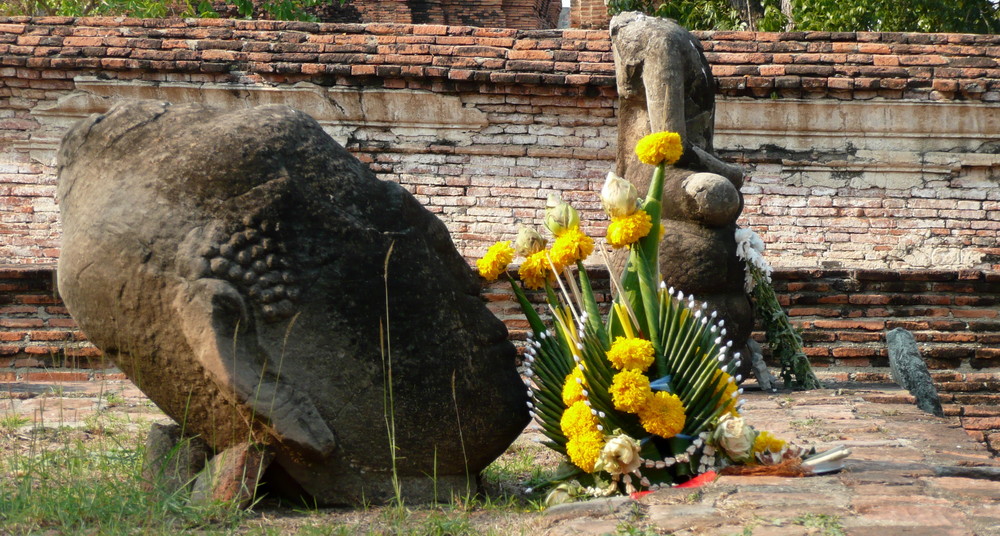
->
0;411;247;536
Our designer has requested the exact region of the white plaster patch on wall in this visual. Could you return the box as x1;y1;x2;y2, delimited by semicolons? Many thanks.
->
31;78;488;150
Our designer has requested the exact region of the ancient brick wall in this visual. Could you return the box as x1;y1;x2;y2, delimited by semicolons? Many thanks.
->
0;265;106;370
308;0;562;29
0;19;998;382
353;1;415;25
1;19;996;270
570;0;609;30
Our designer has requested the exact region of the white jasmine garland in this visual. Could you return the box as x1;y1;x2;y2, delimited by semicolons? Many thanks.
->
734;226;773;293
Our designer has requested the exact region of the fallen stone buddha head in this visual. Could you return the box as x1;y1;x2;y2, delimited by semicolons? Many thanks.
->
56;100;528;504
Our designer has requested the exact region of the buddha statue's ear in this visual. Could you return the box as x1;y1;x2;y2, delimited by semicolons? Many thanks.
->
173;277;337;457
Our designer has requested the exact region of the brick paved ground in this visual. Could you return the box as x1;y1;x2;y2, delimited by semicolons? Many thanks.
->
2;377;998;535
0;376;165;429
542;385;1000;536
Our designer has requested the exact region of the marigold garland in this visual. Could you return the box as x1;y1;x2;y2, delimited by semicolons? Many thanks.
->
638;391;686;438
635;131;683;166
562;368;587;406
560;400;599;439
606;336;655;372
606;210;653;249
566;429;604;472
549;228;594;271
518;250;553;290
609;369;652;413
476;241;514;281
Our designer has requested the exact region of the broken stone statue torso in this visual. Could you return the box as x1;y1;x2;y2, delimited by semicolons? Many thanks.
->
612;12;753;372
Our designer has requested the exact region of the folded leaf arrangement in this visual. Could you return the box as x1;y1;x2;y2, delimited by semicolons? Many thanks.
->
478;132;839;496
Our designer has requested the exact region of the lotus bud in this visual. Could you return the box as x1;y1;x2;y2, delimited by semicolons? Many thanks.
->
544;193;579;236
513;226;547;257
600;171;640;218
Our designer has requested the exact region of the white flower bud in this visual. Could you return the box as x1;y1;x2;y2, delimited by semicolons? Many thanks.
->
544;193;579;236
711;413;756;463
600;171;640;218
514;225;547;257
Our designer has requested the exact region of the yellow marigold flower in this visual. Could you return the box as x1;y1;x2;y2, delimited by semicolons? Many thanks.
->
566;429;604;473
476;241;515;281
518;250;553;290
609;369;652;413
638;391;686;438
560;400;598;439
606;336;655;371
752;430;786;455
562;368;587;406
714;370;740;417
549;228;594;271
606;210;653;249
635;131;683;166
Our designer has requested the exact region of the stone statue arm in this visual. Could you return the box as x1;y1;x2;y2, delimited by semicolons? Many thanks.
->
642;37;687;140
689;146;745;189
643;38;745;189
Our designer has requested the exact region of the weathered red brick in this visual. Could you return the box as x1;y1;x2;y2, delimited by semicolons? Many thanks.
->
962;416;1000;430
975;348;1000;360
832;346;883;358
0;318;44;328
813;319;886;331
23;371;89;382
27;331;69;341
65;347;103;357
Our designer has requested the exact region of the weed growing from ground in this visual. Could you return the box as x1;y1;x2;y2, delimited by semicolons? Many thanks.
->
793;513;846;536
0;413;30;432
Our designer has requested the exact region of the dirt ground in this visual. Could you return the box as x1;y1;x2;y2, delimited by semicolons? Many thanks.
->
4;377;1000;536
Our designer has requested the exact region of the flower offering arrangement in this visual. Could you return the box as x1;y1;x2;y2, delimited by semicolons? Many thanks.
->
479;132;827;497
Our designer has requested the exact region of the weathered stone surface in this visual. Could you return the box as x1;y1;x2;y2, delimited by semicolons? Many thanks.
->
543;496;633;521
611;12;752;374
190;442;273;509
656;221;753;365
748;339;778;392
56;101;528;504
680;173;742;228
140;423;211;496
887;328;944;417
